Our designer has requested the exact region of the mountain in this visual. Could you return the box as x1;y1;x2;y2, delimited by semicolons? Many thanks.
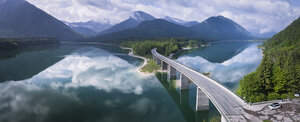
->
252;31;277;39
163;16;199;27
237;17;300;102
0;0;82;41
64;20;112;36
93;15;253;42
190;15;253;40
66;26;96;37
100;11;155;34
93;19;191;42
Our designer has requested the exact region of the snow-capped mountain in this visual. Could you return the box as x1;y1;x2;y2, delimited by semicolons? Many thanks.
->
163;16;199;27
130;11;155;22
64;20;112;36
94;15;253;42
100;11;155;34
96;14;253;41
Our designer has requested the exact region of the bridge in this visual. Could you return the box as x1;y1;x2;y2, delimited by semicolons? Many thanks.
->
151;48;259;122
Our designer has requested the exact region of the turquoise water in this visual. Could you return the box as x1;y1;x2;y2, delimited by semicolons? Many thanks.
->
0;41;263;122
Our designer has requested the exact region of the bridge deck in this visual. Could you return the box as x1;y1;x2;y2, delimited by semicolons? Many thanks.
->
152;49;252;121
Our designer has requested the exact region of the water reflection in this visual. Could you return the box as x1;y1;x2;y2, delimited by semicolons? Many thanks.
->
0;44;132;83
0;46;188;122
0;45;67;82
155;72;220;122
176;43;263;90
0;45;60;60
174;41;252;63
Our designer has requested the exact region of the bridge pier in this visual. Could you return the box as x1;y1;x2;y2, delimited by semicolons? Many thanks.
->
180;74;190;90
168;65;176;79
196;87;209;111
156;58;161;65
161;61;168;70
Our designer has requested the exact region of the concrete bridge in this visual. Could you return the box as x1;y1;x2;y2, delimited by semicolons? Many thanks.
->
151;48;258;122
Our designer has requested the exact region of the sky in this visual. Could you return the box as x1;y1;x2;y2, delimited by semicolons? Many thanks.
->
26;0;300;34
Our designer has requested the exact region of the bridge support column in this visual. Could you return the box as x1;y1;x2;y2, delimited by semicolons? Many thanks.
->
161;61;167;70
168;65;176;79
196;87;209;111
156;58;160;65
180;74;190;90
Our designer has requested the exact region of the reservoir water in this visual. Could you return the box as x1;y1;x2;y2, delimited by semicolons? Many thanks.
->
0;41;263;122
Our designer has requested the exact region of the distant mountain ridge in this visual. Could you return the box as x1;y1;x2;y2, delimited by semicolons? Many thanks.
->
92;19;191;42
100;11;155;34
0;0;82;41
190;15;253;40
93;15;253;42
64;20;112;36
163;16;200;27
0;0;254;42
252;31;277;39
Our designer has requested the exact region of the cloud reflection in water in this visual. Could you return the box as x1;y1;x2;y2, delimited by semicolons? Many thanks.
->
176;44;263;83
25;47;157;95
0;47;165;122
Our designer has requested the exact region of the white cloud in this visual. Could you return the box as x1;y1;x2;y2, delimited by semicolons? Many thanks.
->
25;0;300;33
176;43;263;83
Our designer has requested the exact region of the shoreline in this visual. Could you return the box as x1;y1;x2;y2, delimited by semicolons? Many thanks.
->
119;46;151;75
120;44;210;75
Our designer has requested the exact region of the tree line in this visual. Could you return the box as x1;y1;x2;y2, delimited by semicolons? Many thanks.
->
121;38;206;56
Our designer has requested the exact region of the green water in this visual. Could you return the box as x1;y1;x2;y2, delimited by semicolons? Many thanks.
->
0;41;263;122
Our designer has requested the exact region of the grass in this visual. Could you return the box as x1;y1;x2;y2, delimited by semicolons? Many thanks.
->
209;116;221;122
202;72;211;77
141;59;160;73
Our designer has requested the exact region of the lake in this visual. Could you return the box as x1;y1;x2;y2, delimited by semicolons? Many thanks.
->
0;41;263;122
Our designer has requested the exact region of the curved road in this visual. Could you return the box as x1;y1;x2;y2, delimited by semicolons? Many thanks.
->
152;48;258;122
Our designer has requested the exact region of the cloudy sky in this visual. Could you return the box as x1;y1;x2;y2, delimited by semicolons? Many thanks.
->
26;0;300;34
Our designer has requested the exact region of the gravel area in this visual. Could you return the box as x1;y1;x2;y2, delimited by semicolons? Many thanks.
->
245;99;300;121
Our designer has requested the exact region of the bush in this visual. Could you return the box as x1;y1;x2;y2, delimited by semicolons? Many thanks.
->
281;94;288;99
267;92;281;100
247;93;265;103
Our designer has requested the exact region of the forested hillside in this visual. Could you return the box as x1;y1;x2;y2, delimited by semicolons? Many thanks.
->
0;0;82;41
237;17;300;102
121;38;206;56
0;38;59;50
